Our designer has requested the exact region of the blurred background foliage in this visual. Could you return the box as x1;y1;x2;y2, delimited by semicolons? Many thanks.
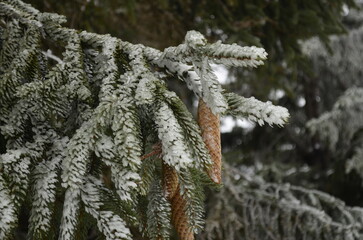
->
22;0;363;238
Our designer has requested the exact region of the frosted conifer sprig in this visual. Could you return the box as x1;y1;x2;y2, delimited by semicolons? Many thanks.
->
160;30;267;68
154;101;194;172
0;23;39;108
225;92;290;127
146;180;172;240
146;30;268;114
81;176;133;240
143;47;203;97
161;89;212;170
29;135;68;239
205;42;268;68
0;0;289;239
0;174;16;240
0;125;64;238
0;19;23;72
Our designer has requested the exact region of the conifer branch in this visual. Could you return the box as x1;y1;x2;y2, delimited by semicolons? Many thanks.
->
0;174;16;240
0;1;290;239
147;180;172;240
225;92;290;127
201;164;363;240
308;87;363;184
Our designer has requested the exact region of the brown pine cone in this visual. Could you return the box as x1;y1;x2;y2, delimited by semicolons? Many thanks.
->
170;186;194;240
162;162;179;200
197;98;222;184
162;162;194;240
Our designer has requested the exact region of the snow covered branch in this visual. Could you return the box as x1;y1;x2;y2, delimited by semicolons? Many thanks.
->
0;0;290;239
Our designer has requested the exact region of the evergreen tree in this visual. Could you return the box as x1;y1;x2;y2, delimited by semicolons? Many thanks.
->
201;163;363;240
0;1;290;239
198;4;363;240
304;10;363;203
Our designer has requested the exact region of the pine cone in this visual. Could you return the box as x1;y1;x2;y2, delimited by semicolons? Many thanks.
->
162;162;194;240
170;186;194;240
197;98;222;184
162;162;179;200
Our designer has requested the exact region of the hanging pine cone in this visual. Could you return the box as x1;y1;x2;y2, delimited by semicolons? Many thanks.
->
162;162;194;240
170;186;194;240
162;162;179;200
197;98;222;184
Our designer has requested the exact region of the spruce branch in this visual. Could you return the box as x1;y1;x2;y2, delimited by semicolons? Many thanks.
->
0;1;291;239
28;135;68;239
161;89;212;171
225;92;290;127
146;180;172;240
308;87;363;184
201;164;363;240
154;101;194;172
0;174;16;240
81;176;133;240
